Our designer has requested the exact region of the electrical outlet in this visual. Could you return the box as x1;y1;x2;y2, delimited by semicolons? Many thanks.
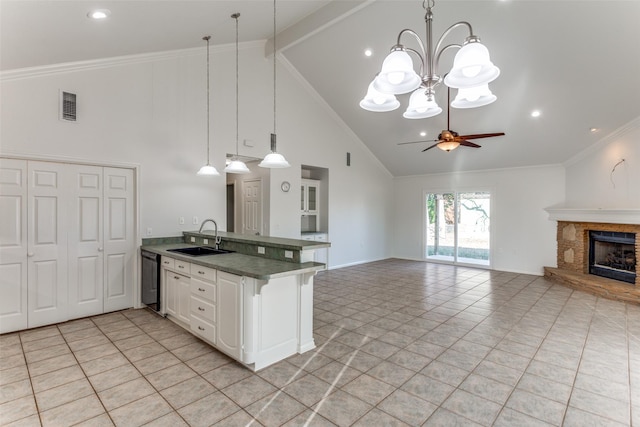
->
257;247;265;254
146;227;152;236
285;250;293;258
193;216;198;225
179;217;185;225
204;239;209;245
190;237;196;243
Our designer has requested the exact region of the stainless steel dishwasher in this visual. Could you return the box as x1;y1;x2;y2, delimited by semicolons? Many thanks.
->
141;249;162;314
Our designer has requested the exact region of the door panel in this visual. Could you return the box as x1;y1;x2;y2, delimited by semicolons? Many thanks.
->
242;179;262;236
0;158;28;333
103;167;134;312
28;161;69;328
68;165;103;319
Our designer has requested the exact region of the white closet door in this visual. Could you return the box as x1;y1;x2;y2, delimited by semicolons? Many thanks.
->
68;165;104;319
103;167;135;312
27;161;70;328
0;159;28;333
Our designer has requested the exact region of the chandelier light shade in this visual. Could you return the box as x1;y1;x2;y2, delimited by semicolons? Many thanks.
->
361;0;500;117
259;0;290;169
450;83;496;108
359;82;400;112
197;35;220;176
224;13;251;175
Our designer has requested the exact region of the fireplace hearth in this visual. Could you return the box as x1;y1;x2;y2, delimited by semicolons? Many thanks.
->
589;231;636;284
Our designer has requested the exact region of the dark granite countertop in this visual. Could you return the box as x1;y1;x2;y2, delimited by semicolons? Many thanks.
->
141;243;325;280
183;231;330;250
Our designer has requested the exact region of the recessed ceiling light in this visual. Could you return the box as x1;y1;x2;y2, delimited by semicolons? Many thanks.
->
530;110;541;118
589;127;599;133
364;49;373;57
87;9;111;20
420;131;427;137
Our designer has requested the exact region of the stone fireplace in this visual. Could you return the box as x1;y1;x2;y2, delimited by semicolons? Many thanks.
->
544;211;640;303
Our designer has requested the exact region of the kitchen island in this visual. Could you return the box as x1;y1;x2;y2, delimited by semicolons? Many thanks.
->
141;232;329;371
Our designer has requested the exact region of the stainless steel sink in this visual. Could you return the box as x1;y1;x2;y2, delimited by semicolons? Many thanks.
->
167;247;234;256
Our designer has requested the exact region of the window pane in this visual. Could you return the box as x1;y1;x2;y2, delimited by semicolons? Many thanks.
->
426;193;455;262
457;192;490;265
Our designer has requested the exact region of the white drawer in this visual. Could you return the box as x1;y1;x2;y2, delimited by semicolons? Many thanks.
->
191;278;216;303
191;264;217;283
190;315;216;344
315;234;328;241
161;256;175;269
190;295;216;323
175;259;190;274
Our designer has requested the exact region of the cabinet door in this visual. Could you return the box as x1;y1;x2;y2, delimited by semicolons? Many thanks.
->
68;165;104;319
103;167;135;312
177;273;191;325
27;161;71;328
217;271;242;359
306;183;318;213
165;270;179;318
0;159;28;333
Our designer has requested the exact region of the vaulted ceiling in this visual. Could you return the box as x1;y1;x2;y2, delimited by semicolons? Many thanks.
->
2;0;639;176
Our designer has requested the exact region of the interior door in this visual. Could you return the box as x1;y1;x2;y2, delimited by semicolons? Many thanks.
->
0;159;28;333
103;167;135;312
68;165;104;319
242;179;262;236
27;161;70;328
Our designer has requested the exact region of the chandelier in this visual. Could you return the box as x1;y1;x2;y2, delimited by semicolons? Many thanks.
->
360;0;500;118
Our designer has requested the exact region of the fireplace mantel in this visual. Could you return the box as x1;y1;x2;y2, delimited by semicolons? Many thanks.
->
545;207;640;225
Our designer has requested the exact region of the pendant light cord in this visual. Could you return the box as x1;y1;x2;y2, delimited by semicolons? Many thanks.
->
234;14;240;157
204;35;211;164
273;0;277;135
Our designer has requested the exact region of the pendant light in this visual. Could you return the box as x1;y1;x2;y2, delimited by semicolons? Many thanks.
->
197;35;220;176
224;13;251;174
259;0;290;169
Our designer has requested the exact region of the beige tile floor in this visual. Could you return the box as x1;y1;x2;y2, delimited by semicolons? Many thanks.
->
1;259;638;426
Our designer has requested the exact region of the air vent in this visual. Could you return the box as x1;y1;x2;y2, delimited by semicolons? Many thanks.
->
60;91;77;122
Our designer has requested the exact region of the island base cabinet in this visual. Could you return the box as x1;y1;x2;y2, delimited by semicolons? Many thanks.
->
243;274;315;371
216;271;242;360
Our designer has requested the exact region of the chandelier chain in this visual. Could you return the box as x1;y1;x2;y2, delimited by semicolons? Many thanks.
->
273;0;277;135
235;14;240;156
204;35;211;163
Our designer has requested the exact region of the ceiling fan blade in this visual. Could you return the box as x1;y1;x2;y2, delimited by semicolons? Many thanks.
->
397;139;439;145
422;143;440;152
457;132;505;140
459;140;481;148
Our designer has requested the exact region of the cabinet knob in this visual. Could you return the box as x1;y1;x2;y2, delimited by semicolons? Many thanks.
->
98;247;103;252
178;265;184;269
198;288;205;292
198;307;205;311
198;271;205;275
174;276;180;279
198;326;205;331
27;252;35;257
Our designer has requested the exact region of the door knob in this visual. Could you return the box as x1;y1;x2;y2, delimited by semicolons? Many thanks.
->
27;252;34;257
98;247;104;252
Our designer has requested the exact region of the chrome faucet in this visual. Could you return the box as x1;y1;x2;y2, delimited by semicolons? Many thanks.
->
198;219;222;249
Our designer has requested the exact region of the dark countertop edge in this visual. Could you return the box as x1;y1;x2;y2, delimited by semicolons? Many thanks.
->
183;231;331;249
141;244;325;280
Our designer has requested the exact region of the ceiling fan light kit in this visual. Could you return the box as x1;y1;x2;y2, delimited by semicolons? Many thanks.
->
361;0;500;117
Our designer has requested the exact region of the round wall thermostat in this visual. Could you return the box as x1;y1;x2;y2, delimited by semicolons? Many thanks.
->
281;181;291;192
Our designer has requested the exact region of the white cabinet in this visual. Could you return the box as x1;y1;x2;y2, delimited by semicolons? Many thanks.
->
217;271;242;359
301;233;328;266
163;258;190;326
301;179;319;214
190;264;217;344
0;158;135;334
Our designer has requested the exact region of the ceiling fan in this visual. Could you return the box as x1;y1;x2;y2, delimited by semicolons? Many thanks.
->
398;88;505;152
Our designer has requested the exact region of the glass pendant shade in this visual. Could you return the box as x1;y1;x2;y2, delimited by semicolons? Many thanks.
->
444;42;500;89
373;50;421;94
224;159;250;174
437;141;460;152
360;82;400;112
197;164;220;176
403;88;442;119
451;84;497;108
259;133;290;168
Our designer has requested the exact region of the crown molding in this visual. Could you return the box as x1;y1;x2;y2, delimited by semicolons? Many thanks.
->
0;40;265;82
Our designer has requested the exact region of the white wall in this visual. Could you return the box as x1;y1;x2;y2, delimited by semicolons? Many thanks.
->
563;118;640;209
392;165;566;275
0;42;394;268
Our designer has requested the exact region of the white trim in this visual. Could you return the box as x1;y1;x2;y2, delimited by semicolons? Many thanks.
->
564;116;640;167
393;162;564;181
277;52;393;179
545;207;640;225
0;41;264;82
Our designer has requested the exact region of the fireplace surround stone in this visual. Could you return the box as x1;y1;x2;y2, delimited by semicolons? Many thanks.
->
544;220;639;304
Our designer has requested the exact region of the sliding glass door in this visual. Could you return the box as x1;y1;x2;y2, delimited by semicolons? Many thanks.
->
425;191;491;266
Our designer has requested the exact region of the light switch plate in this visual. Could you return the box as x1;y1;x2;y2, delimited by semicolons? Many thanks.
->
258;247;265;254
285;250;293;258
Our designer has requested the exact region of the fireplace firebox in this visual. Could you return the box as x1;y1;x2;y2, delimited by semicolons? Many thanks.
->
589;231;637;284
